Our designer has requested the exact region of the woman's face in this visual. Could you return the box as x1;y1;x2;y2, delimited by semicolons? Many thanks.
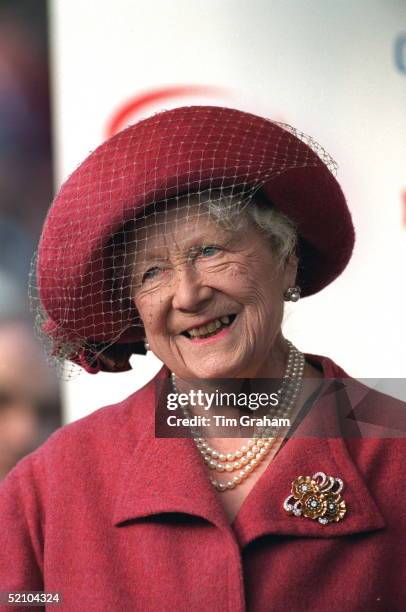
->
132;199;297;379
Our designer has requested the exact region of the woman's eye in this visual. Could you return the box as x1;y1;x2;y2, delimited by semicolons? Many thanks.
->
200;245;221;258
141;266;162;284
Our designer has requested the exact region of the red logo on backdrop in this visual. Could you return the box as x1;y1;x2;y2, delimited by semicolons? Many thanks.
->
105;85;227;138
107;90;406;228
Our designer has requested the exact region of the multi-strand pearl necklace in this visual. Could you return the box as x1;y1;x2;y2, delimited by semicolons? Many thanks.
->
171;341;305;492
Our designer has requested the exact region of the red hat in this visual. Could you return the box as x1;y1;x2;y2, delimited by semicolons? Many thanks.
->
34;106;354;373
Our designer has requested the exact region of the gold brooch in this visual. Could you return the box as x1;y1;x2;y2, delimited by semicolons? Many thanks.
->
283;472;347;525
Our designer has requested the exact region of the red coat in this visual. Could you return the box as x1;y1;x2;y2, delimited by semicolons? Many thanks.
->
0;355;405;611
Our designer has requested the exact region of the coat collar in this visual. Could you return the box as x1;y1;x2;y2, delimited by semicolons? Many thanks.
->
112;355;386;545
112;367;231;533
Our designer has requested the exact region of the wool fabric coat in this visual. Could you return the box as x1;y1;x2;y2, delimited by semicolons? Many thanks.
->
0;354;405;611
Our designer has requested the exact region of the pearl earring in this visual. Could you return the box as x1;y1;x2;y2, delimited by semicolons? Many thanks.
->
284;286;301;302
144;338;150;352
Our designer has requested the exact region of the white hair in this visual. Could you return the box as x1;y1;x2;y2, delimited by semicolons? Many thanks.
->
202;191;298;266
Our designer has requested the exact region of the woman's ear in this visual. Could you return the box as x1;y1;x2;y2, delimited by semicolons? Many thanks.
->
283;253;299;289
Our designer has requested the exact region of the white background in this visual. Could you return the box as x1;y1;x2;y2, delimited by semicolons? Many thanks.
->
48;0;406;422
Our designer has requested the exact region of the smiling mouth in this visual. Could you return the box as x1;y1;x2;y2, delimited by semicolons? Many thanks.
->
181;314;237;340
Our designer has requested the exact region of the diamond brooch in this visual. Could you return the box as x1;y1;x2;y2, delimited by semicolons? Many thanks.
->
283;472;347;525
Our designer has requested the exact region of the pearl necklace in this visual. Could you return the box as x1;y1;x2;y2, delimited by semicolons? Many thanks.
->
171;341;305;492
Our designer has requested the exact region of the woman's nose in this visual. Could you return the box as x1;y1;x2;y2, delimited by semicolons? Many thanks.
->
171;266;214;312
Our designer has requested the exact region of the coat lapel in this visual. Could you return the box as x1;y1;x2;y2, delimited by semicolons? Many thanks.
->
233;356;386;546
113;357;386;547
112;368;229;531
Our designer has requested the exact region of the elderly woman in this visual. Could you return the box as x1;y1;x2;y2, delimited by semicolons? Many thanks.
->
0;106;404;611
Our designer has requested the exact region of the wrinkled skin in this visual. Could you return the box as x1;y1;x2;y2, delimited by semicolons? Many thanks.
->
133;199;297;381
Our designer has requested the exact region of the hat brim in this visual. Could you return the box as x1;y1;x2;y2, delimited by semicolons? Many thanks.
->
36;106;354;364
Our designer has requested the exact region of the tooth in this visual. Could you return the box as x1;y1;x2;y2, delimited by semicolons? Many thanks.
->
198;325;209;335
215;320;221;329
189;329;197;337
221;316;230;324
207;322;217;332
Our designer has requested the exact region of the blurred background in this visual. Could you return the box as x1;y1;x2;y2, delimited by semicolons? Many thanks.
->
0;0;61;480
0;0;405;477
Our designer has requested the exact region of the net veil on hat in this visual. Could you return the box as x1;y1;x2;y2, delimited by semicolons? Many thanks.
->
31;105;355;375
